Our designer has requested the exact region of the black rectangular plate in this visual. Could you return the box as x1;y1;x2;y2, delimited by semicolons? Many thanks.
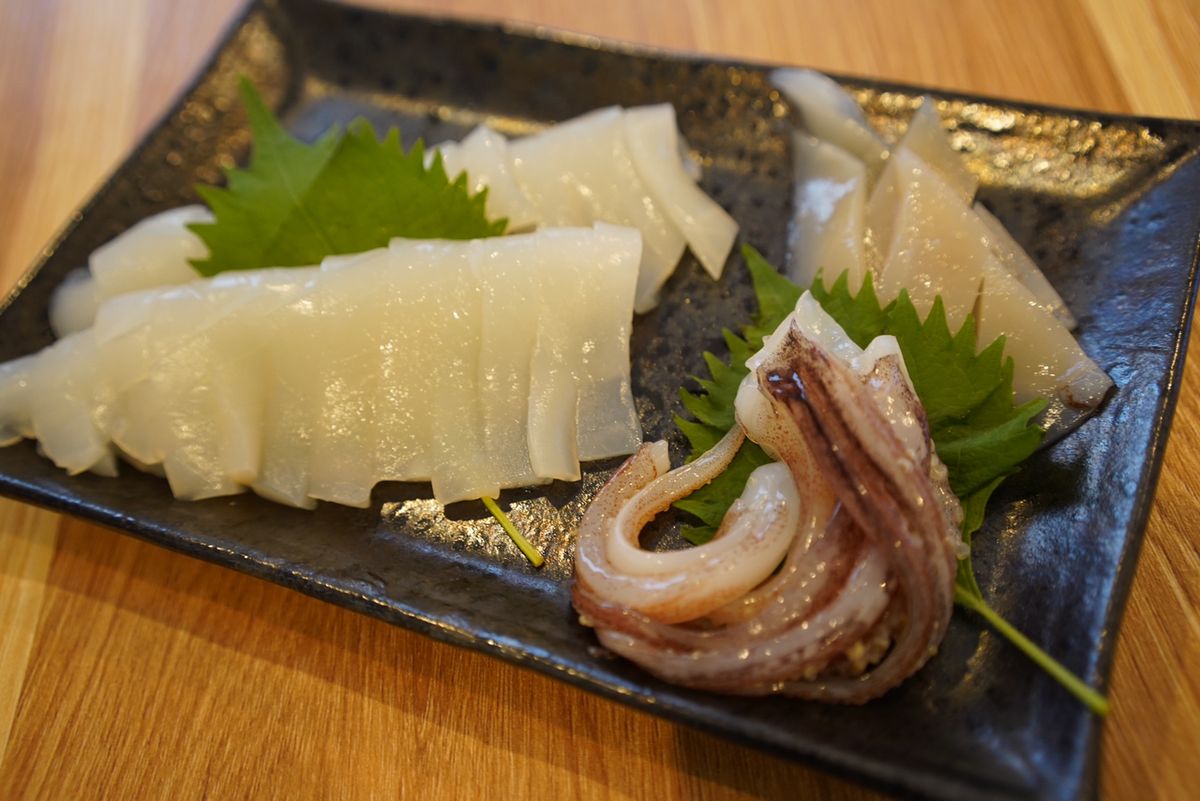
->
2;1;1198;799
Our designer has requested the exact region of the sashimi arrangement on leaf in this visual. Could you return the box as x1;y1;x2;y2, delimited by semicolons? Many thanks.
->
0;71;1114;711
0;79;735;510
572;71;1112;712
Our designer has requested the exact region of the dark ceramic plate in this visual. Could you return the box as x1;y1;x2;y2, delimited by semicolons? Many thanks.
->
2;1;1198;799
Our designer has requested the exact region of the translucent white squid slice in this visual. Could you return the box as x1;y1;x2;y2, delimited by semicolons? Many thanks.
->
299;248;393;507
48;269;100;338
191;276;306;488
207;325;267;486
0;355;36;445
437;125;540;231
974;204;1076;329
870;148;987;331
26;331;113;476
623;104;738;280
83;206;211;315
95;271;305;474
524;238;582;483
372;242;448;484
469;238;543;488
413;245;492;504
770;68;889;179
787;134;867;292
975;260;1112;408
568;224;643;461
510;107;686;312
899;100;978;204
144;320;244;501
249;278;324;510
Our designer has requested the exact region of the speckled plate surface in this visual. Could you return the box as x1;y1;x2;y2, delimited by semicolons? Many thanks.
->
1;1;1198;799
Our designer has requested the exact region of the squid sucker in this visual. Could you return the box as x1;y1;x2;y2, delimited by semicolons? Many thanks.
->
572;292;963;702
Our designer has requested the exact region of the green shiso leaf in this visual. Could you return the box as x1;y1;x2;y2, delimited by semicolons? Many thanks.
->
672;246;1106;714
189;79;505;276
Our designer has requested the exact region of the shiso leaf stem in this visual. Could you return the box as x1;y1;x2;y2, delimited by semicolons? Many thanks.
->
483;496;544;568
954;585;1110;715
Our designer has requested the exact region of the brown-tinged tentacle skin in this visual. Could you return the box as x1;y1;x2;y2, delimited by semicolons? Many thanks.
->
572;315;962;703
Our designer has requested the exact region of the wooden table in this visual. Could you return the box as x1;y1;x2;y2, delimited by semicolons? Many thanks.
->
1;1;1197;798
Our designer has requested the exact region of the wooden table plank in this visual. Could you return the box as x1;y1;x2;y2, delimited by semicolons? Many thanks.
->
0;1;1197;799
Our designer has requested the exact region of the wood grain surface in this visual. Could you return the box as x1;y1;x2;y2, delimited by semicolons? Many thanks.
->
1;1;1197;799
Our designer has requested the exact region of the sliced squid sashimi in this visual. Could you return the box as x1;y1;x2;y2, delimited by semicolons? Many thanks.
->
528;324;579;482
90;205;212;294
49;206;212;337
208;326;267;486
26;332;113;475
3;227;648;507
303;249;392;507
899;100;978;204
870;148;1075;333
871;148;987;331
74;206;213;330
438;126;540;231
147;322;245;501
415;245;492;504
95;271;306;474
623;105;738;281
250;280;324;510
510;107;686;313
974;204;1076;329
372;242;447;484
520;226;642;476
49;269;101;338
770;69;888;180
524;235;583;482
572;224;643;461
0;355;36;445
788;134;868;292
509;108;614;226
469;238;543;488
975;261;1112;407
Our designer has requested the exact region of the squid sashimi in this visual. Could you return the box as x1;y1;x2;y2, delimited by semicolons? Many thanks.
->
567;224;643;461
437;126;540;231
898;100;978;204
0;226;645;509
303;249;393;507
870;147;991;330
519;226;642;479
510;107;686;312
94;271;304;473
419;244;492;503
622;105;738;281
0;356;35;446
26;332;115;477
431;107;736;312
787;133;867;292
369;245;450;486
777;71;1112;428
867;147;1103;406
974;204;1076;329
49;206;213;337
770;68;889;180
976;261;1111;407
575;291;961;701
471;238;543;488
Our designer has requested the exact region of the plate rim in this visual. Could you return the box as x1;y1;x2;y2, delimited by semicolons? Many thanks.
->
2;2;1199;800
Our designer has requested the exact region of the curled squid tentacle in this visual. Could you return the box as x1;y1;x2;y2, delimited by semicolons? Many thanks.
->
576;425;804;625
572;313;963;703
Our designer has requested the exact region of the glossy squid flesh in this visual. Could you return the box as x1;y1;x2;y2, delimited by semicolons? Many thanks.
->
572;297;962;701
